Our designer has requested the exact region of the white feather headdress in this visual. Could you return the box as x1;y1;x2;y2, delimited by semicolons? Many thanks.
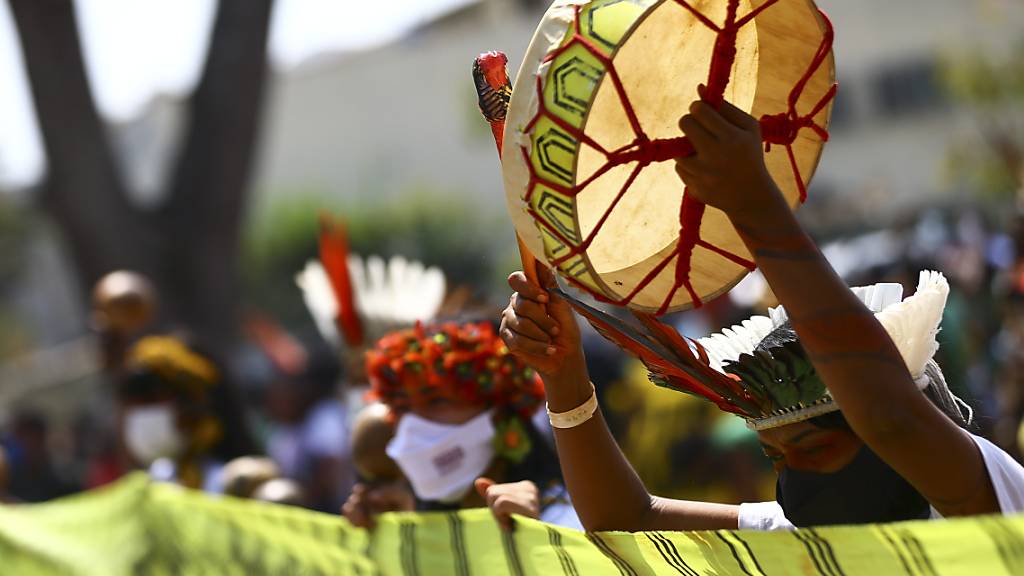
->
694;271;949;429
295;256;446;349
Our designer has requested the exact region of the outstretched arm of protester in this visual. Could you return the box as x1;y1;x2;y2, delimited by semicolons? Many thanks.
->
501;270;739;531
342;481;416;529
675;85;998;517
475;477;540;531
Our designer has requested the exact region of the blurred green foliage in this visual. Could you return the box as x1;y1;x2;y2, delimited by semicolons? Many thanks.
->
940;43;1024;200
242;187;518;337
942;46;1024;108
0;197;35;357
0;197;33;286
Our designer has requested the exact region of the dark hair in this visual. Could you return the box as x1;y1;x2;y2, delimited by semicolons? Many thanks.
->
298;344;343;400
117;337;257;461
809;364;974;432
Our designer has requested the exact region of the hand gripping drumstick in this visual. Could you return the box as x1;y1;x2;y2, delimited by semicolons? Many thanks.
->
473;51;544;287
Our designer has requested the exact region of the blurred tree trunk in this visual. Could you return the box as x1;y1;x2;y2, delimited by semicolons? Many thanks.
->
9;0;275;354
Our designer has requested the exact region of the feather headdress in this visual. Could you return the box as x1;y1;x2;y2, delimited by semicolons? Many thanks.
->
365;322;543;417
295;215;447;379
562;271;949;430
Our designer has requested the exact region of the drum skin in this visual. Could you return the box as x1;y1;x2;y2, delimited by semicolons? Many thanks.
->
503;0;835;312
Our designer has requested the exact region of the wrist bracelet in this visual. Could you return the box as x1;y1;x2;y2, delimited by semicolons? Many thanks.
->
547;384;598;429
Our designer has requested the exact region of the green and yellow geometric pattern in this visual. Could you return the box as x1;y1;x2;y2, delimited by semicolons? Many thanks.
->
522;0;658;296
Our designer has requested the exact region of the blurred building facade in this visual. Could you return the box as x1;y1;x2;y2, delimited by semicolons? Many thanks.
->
251;0;1024;216
254;0;542;211
810;0;1023;222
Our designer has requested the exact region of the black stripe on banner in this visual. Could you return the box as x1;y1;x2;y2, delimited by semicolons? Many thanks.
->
447;513;470;576
898;532;936;576
794;530;840;576
502;529;525;576
793;531;830;576
644;533;686;575
878;526;918;576
714;532;758;576
655;532;701;576
981;520;1013;569
805;529;845;576
981;518;1024;573
728;532;768;576
1001;520;1024;562
995;519;1024;566
547;526;579;576
400;523;409;576
400;522;420;576
586;533;637;576
644;533;697;576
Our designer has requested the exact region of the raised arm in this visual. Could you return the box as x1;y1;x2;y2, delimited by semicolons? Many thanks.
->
501;269;739;531
675;87;998;517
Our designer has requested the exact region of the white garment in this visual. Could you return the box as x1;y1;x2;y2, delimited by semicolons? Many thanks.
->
737;432;1024;530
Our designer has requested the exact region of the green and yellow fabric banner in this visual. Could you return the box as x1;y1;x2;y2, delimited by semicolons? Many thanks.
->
2;473;1024;575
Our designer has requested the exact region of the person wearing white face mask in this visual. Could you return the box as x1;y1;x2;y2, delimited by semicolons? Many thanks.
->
117;335;255;492
342;322;581;531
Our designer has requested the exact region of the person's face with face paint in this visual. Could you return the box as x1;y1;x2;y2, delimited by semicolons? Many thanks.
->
757;421;863;474
757;419;932;527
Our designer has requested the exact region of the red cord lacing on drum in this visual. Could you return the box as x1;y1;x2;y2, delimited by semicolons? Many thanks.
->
521;1;836;314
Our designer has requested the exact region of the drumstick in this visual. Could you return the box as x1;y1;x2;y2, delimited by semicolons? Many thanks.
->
473;51;543;287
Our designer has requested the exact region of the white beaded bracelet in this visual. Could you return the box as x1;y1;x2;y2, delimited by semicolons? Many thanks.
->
547;384;598;429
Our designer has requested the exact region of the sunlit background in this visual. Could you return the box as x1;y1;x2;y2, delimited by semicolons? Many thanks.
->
0;0;1022;506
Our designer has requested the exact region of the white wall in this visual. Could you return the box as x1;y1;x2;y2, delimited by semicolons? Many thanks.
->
254;0;541;211
252;0;1024;217
812;0;1023;207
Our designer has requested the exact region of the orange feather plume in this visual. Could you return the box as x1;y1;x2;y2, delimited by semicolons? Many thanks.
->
319;214;364;348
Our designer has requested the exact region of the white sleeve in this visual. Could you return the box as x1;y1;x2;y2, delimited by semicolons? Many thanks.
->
971;433;1024;514
737;501;795;531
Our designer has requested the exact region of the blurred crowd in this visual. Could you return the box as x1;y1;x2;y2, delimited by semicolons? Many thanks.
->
2;202;1024;525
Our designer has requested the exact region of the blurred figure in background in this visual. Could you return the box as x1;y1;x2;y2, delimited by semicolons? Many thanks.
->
220;455;307;507
220;455;282;498
3;410;76;502
0;445;11;503
117;335;255;491
91;271;159;374
343;321;581;530
341;402;411;524
350;402;401;484
252;478;306;506
284;219;449;512
263;347;353;513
